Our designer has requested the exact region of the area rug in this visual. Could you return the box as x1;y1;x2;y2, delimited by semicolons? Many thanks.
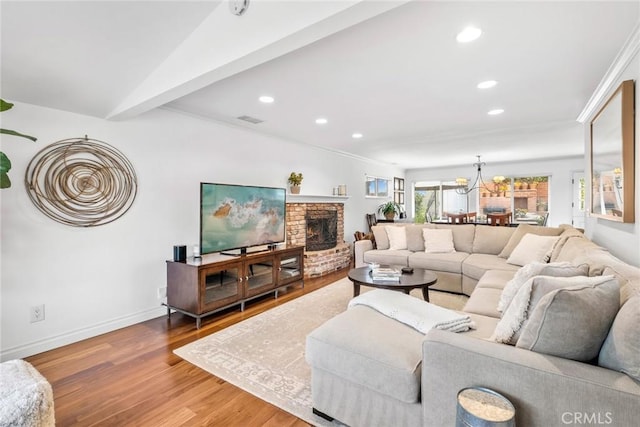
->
173;277;468;426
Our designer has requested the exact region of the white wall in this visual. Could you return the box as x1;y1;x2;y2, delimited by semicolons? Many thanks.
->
0;102;402;360
405;156;585;228
583;43;640;267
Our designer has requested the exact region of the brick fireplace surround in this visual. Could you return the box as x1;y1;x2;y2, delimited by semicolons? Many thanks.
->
286;202;351;278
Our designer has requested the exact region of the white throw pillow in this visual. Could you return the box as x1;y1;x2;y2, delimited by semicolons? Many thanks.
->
423;228;455;253
497;262;589;313
507;233;560;266
386;226;407;250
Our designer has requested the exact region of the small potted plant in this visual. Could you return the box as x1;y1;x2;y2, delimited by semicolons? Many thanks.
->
287;172;303;194
377;201;402;220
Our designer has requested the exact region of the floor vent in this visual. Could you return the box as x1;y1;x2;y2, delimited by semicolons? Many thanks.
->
237;115;264;124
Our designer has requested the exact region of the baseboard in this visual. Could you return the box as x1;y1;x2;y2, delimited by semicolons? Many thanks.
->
0;306;167;362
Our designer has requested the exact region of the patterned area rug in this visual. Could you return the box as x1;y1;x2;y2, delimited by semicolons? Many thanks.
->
173;277;468;426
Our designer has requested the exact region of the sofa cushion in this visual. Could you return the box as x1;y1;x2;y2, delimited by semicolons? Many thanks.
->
506;234;560;266
598;296;640;382
472;225;516;255
553;236;603;265
408;251;469;274
305;305;424;403
497;262;589;313
462;254;520;281
406;224;433;251
515;276;619;362
386;225;408;250
371;225;398;250
423;228;455;253
435;224;475;253
476;269;517;290
499;224;564;258
463;287;503;319
364;249;411;267
603;265;640;306
549;227;585;262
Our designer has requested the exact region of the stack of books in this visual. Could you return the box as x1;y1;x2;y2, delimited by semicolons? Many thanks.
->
370;267;402;282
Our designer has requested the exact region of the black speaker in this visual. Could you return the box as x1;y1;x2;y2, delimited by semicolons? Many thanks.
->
173;245;187;262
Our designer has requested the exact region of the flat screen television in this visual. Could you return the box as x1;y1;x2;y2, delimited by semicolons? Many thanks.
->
200;182;286;255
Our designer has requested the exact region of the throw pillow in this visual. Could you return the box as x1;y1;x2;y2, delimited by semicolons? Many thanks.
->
386;226;407;250
499;224;564;259
515;275;619;362
423;228;455;253
598;296;640;382
497;262;589;313
506;233;560;266
492;275;601;345
371;225;389;249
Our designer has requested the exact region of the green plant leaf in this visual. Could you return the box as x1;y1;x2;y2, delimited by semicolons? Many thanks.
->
0;99;14;112
0;128;37;142
0;151;11;173
0;152;12;188
0;172;11;189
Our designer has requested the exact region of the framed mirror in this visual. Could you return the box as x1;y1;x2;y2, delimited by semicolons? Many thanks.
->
590;80;635;223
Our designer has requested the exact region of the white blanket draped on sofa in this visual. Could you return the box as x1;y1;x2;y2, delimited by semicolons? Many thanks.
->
348;290;476;333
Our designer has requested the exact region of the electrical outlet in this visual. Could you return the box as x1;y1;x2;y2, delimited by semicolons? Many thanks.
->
30;304;45;323
157;287;167;299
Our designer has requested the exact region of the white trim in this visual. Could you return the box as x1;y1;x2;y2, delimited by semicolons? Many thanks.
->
577;22;640;123
0;306;166;362
286;194;348;202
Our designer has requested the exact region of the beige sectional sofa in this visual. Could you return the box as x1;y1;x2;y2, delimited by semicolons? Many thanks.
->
306;224;640;426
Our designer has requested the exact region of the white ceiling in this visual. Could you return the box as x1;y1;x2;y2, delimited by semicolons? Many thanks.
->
2;1;638;170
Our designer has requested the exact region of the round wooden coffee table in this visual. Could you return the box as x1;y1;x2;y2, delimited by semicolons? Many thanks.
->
348;266;438;301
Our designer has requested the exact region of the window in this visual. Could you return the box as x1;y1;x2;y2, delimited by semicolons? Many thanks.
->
365;176;391;198
414;181;468;222
413;175;550;225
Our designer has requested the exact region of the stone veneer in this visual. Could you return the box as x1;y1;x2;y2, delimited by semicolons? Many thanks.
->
286;202;352;278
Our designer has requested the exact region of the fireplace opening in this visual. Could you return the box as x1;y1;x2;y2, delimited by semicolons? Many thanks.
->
306;210;338;251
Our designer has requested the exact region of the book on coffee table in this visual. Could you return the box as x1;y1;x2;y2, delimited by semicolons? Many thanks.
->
370;267;402;281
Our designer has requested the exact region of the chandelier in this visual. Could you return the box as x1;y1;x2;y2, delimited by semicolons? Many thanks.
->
455;155;488;195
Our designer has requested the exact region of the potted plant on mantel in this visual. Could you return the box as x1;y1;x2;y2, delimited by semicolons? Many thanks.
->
288;172;303;194
377;201;402;220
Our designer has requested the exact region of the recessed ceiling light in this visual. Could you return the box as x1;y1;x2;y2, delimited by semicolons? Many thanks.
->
352;133;363;139
259;95;274;104
456;26;482;43
315;118;328;125
477;80;497;89
488;109;504;115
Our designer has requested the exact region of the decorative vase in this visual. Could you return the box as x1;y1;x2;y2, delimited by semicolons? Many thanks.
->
290;185;300;194
384;212;395;220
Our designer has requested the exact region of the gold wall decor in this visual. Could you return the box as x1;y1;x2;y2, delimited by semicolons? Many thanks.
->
590;80;635;223
25;136;138;227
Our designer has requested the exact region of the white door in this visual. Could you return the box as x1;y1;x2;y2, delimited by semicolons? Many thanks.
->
572;172;586;229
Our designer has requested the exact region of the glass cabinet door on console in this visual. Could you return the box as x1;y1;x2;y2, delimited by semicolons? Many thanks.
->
277;250;303;285
200;262;243;313
244;254;276;298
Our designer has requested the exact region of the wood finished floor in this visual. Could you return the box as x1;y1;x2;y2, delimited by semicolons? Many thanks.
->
26;269;348;427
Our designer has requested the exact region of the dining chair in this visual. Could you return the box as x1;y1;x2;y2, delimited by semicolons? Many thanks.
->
487;212;511;226
466;212;477;223
366;213;377;231
445;212;467;224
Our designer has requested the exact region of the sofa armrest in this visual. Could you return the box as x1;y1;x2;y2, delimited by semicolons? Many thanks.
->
354;239;373;267
421;329;640;427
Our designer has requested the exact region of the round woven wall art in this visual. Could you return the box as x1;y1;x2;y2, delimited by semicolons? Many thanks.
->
25;136;138;227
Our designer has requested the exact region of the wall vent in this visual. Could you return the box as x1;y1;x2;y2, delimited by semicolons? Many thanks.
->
237;115;264;124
